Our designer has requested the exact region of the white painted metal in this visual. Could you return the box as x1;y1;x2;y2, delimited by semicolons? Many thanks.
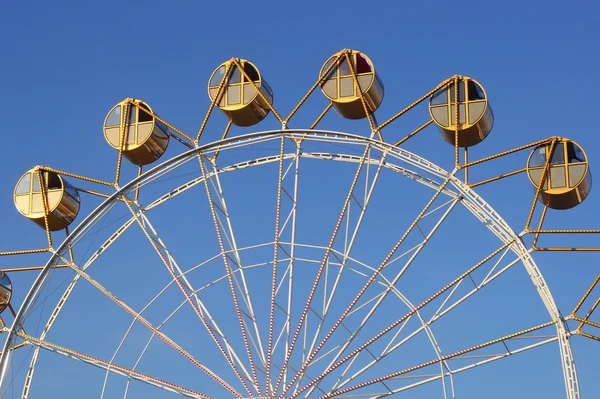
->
0;130;578;399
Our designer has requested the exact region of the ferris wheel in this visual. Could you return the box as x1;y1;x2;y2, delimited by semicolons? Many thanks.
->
0;49;598;399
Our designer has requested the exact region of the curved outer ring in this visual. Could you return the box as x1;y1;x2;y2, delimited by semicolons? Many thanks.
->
0;130;579;398
428;76;490;130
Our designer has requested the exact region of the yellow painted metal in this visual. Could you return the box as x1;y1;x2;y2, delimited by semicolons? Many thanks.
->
0;264;70;272
368;112;384;141
36;168;52;246
344;51;377;133
76;187;117;200
532;205;548;248
564;274;600;343
115;100;129;186
211;120;233;162
578;330;600;342
310;103;332;130
286;53;344;125
578;298;600;330
126;100;194;144
464;147;469;184
429;76;494;148
459;137;553;169
573;316;600;330
4;53;600;371
135;165;143;202
456;135;594;251
393;120;434;147
169;132;194;149
39;166;113;187
14;168;80;231
233;58;283;125
572;274;600;315
11;329;217;398
197;62;232;143
378;77;454;132
526;138;591;209
0;342;28;357
208;58;277;126
320;50;384;120
64;225;75;264
105;99;170;167
0;248;50;256
454;75;460;165
468;168;527;188
316;320;556;399
525;138;558;231
121;193;251;396
294;104;333;145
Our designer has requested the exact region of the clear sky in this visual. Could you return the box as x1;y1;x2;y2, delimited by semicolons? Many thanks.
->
1;1;600;398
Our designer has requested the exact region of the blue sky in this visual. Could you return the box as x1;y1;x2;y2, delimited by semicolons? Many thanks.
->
1;1;600;398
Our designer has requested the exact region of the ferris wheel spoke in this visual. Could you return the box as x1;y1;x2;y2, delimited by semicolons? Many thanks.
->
23;216;138;399
304;149;388;370
288;238;515;399
121;286;214;399
37;251;242;397
272;142;302;390
429;249;518;324
303;199;460;398
122;196;256;396
197;156;264;395
315;321;558;399
205;165;269;371
275;143;303;391
266;135;289;396
116;243;286;398
101;278;177;399
326;194;457;350
317;331;555;399
283;176;456;398
3;130;582;399
373;335;554;398
273;143;375;395
12;331;214;399
103;259;230;399
325;245;522;394
122;263;266;399
329;276;457;394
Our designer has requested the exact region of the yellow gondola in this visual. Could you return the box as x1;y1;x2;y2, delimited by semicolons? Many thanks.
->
429;77;494;147
527;139;592;209
319;50;384;120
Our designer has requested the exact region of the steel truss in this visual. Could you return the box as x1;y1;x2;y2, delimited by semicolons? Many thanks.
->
0;130;578;399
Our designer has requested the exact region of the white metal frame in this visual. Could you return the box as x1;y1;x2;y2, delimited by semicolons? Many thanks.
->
0;130;578;399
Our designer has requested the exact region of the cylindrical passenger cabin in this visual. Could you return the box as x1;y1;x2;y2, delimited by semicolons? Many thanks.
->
14;169;81;231
527;139;592;209
429;77;494;147
208;59;274;127
319;50;384;120
104;99;170;166
0;272;11;314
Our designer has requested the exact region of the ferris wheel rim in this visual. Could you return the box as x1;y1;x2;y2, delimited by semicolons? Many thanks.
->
0;129;577;397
